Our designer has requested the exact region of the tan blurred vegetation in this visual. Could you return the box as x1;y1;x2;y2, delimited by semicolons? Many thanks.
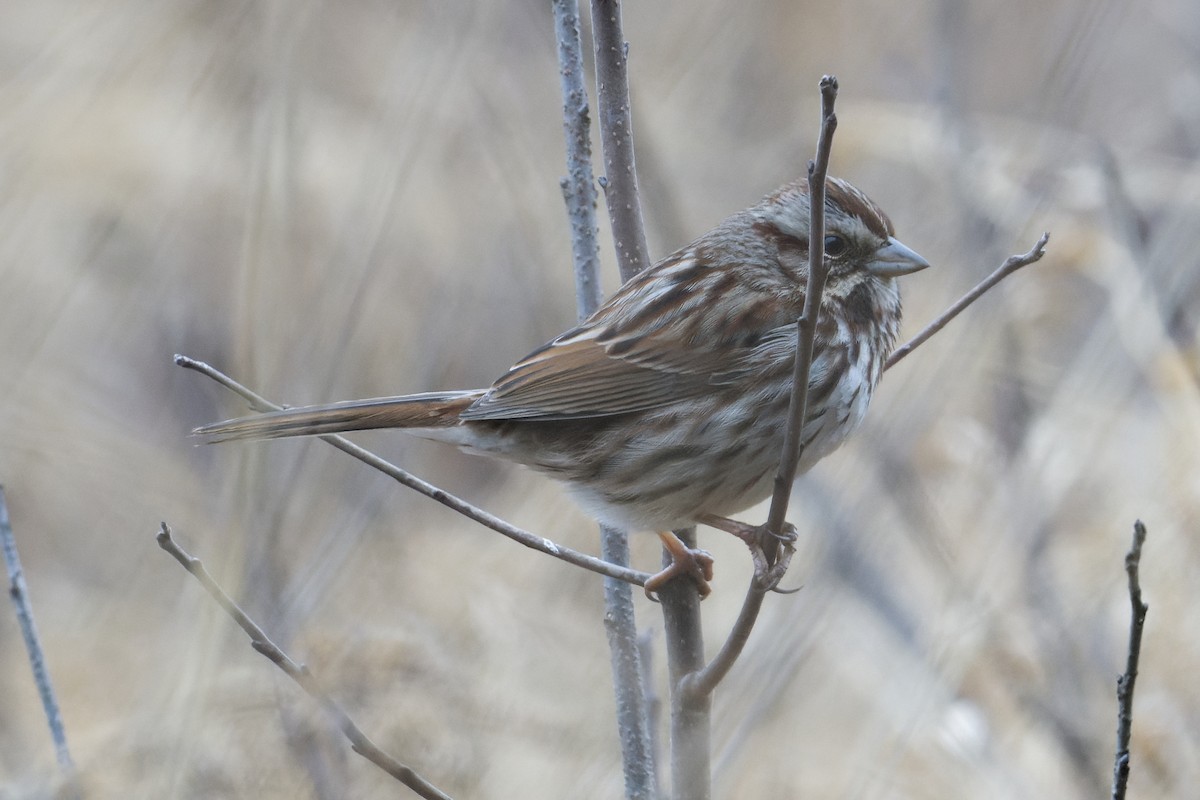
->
2;0;1199;797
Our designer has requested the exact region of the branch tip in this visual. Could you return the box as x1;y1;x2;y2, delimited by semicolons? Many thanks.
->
690;76;842;699
156;523;453;799
1112;520;1149;800
885;231;1051;371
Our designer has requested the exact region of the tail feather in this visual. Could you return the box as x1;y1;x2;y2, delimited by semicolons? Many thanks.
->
193;390;485;443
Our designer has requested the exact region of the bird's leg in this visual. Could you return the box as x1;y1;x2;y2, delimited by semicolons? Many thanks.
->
643;531;714;600
698;514;798;589
699;514;797;548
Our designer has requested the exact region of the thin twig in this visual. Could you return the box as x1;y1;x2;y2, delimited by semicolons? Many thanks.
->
685;77;839;700
555;2;656;797
885;232;1049;371
684;530;799;701
1112;521;1148;800
591;0;649;282
156;523;452;800
765;74;839;541
175;355;650;587
1;487;80;798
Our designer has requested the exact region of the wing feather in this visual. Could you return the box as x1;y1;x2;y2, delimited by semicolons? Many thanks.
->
459;253;800;421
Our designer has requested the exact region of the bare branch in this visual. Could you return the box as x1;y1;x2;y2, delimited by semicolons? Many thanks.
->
657;527;711;800
686;76;839;699
1112;521;1149;800
555;0;604;320
175;355;650;588
682;537;801;704
1;487;79;798
589;7;699;797
599;531;657;798
555;2;656;796
591;0;649;281
765;74;839;542
156;523;452;799
636;629;663;790
885;232;1049;371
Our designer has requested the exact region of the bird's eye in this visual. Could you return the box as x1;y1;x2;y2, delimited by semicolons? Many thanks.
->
824;234;848;257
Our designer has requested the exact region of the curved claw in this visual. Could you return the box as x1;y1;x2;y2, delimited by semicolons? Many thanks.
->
695;515;800;593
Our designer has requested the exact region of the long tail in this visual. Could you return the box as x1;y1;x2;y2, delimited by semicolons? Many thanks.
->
193;390;485;443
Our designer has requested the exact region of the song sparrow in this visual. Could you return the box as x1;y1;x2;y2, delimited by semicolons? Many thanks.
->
196;177;928;594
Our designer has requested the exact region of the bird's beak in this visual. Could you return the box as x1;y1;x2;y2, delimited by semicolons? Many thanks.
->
868;237;931;278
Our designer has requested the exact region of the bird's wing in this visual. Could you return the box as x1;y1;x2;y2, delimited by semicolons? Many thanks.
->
459;254;796;421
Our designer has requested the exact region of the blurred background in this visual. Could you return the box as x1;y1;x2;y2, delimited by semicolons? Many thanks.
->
1;0;1198;797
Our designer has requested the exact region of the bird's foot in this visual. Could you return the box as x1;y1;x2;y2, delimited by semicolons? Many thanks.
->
699;514;797;548
698;514;799;592
644;530;714;600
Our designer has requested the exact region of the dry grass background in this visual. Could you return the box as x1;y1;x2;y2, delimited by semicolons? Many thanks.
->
1;1;1198;797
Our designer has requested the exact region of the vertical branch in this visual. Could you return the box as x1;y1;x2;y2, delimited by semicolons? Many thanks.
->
602;558;658;800
659;530;711;800
555;3;656;798
655;521;707;799
555;0;603;320
591;0;650;281
764;75;839;543
589;6;695;798
1112;521;1149;800
0;487;79;795
685;76;840;700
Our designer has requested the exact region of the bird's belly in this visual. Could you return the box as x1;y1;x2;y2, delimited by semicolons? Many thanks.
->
500;379;870;531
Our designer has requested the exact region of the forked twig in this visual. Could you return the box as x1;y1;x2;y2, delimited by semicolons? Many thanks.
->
174;355;650;588
156;523;452;800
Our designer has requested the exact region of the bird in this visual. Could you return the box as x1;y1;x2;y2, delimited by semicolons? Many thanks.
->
195;176;929;596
